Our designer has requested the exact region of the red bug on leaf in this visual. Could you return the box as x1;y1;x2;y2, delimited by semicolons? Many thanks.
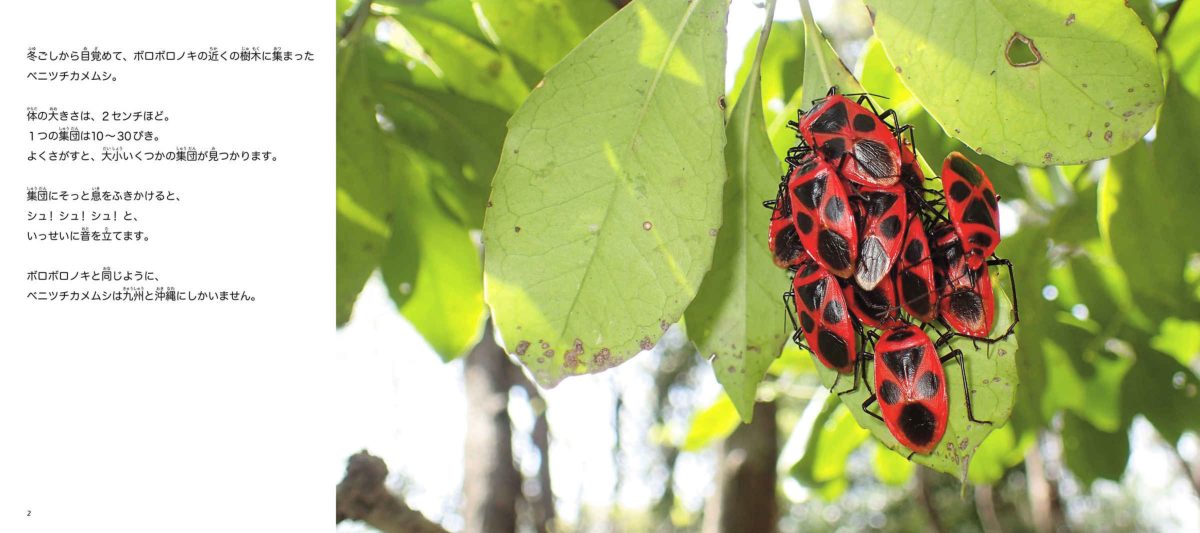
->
786;155;859;279
895;213;939;323
787;260;857;374
854;325;991;455
931;225;994;338
941;152;1000;268
853;186;907;290
843;274;900;329
797;87;904;188
768;196;807;269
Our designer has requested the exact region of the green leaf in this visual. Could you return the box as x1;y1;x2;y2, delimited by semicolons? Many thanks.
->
1164;0;1200;96
473;0;614;75
1061;411;1130;485
790;394;870;500
1152;318;1200;366
1101;76;1200;322
483;0;729;386
1121;348;1200;444
866;0;1164;165
337;34;404;325
392;8;531;110
336;33;486;359
730;21;805;132
857;38;1023;202
820;273;1020;478
872;443;915;486
682;393;742;452
377;0;491;43
966;424;1033;484
686;3;788;422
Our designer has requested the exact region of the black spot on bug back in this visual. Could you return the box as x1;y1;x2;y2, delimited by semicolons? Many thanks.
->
853;113;877;132
901;162;923;189
796;158;818;175
882;345;923;381
950;290;984;324
899;403;938;445
793;174;827;210
818;230;852;273
863;192;898;218
887;328;915;342
799;261;820;277
800;312;815;333
775;225;804;262
904;238;925;265
916;371;939;399
949;181;972;202
880;380;901;405
962;198;996;229
821;137;847;160
854;139;894;179
825;195;845;223
794;211;814;234
817;330;849;368
949;154;983;185
854;284;891;322
969;232;993;249
798;277;827;311
900;272;932;316
811;101;848;133
984;188;998;209
856;237;889;288
880;215;902;238
823;297;846;324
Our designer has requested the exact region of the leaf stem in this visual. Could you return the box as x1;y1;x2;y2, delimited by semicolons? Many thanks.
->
798;0;834;91
338;0;373;42
749;0;778;84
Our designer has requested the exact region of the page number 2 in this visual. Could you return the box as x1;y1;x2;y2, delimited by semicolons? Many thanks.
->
26;510;31;517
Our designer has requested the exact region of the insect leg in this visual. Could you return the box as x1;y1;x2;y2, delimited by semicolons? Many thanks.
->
861;393;884;422
940;348;993;425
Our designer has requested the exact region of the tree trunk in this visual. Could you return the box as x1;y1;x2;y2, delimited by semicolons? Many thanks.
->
702;401;778;533
1026;434;1069;533
336;451;450;533
464;321;521;533
915;466;946;533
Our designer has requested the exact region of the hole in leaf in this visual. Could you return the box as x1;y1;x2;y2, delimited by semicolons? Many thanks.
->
1005;33;1041;67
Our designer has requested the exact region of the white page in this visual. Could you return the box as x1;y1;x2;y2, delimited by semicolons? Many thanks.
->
0;2;332;531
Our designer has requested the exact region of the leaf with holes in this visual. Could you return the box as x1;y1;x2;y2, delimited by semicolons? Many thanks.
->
865;0;1163;166
686;6;789;422
483;0;728;386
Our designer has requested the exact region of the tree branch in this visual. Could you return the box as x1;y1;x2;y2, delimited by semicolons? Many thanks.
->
336;451;450;533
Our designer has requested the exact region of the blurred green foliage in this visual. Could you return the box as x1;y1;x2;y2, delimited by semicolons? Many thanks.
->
336;0;1200;519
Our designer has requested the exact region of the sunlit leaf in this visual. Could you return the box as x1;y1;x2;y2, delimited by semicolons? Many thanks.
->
682;393;741;452
791;395;870;500
484;0;729;386
872;443;915;486
687;5;788;422
473;0;614;75
730;21;805;134
967;424;1033;484
866;0;1163;165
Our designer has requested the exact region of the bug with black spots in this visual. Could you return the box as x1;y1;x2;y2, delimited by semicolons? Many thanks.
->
785;260;857;374
795;86;909;189
785;154;859;279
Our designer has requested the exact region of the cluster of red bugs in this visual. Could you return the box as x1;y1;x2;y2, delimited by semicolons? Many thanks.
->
764;87;1019;457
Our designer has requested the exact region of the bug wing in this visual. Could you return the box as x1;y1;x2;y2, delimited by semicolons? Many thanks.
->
854;187;907;290
941;152;1000;268
792;262;857;373
787;159;859;279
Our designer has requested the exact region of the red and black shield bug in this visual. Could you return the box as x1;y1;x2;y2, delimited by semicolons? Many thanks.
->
768;203;806;269
798;88;902;188
941;152;1000;268
854;325;991;455
787;260;857;374
843;274;899;329
895;214;938;323
898;140;925;191
854;186;907;290
786;155;859;279
931;225;994;338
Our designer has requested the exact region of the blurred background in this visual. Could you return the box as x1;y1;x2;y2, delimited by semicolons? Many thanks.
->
335;0;1200;531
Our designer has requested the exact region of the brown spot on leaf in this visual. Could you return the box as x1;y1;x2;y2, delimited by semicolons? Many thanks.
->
1086;130;1093;138
563;339;583;370
543;349;554;358
1065;13;1075;25
514;226;522;233
1005;33;1042;67
640;336;654;351
540;341;550;349
895;65;902;74
717;95;726;110
487;200;493;208
593;348;612;370
643;221;653;230
727;365;736;373
516;341;530;356
709;228;718;237
1104;130;1113;143
660;320;670;331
